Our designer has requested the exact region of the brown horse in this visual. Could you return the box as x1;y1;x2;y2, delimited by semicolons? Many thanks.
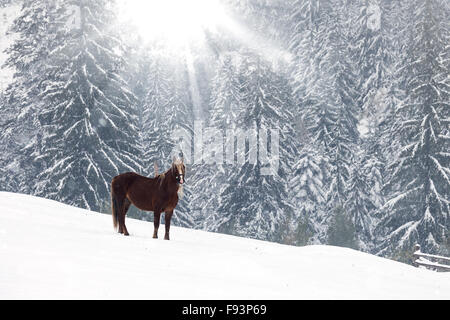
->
111;158;185;240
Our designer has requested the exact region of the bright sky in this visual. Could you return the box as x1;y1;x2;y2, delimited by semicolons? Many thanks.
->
115;0;293;66
117;0;230;48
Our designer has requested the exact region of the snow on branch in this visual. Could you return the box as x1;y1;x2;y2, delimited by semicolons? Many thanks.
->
429;156;450;187
382;186;422;211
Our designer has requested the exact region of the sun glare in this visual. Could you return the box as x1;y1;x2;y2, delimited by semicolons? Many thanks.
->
118;0;228;47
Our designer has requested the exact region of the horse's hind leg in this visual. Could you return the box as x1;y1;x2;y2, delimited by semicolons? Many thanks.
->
112;178;127;234
117;200;124;234
121;198;131;236
115;196;130;235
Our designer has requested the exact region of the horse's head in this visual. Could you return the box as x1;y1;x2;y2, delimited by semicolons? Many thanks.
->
172;157;186;185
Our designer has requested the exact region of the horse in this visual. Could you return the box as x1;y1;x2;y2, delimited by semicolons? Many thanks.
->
111;158;185;240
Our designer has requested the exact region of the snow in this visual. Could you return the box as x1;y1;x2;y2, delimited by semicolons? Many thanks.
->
366;3;381;31
0;191;449;300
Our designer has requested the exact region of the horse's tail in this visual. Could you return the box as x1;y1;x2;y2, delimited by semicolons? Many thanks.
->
111;188;119;231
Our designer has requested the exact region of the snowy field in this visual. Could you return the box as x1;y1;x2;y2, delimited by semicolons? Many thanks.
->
0;192;449;300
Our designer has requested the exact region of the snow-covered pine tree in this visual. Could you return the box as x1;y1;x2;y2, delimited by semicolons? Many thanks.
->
376;0;450;256
344;148;378;251
141;53;179;174
288;143;324;245
209;53;243;129
287;0;329;245
320;0;360;208
215;51;298;243
350;1;400;236
340;1;390;250
293;1;360;243
326;205;359;250
228;0;293;46
288;0;320;101
188;52;243;229
0;0;67;195
0;91;19;191
34;0;142;211
352;0;391;114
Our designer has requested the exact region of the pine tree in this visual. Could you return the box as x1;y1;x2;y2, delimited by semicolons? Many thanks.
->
337;2;388;246
0;0;67;194
344;149;377;251
352;0;391;114
292;1;360;241
321;1;360;207
288;0;320;101
327;205;359;250
141;53;179;174
288;144;324;245
189;52;242;230
376;0;450;256
34;0;142;211
209;53;243;128
351;2;398;239
215;52;298;242
287;0;362;244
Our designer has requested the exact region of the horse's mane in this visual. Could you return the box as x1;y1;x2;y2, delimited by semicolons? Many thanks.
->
157;172;166;186
157;162;184;197
155;164;174;186
152;160;184;196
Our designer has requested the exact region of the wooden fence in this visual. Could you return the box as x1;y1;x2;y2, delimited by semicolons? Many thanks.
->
413;244;450;272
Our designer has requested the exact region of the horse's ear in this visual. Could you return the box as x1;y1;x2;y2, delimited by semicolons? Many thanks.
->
172;155;177;163
154;162;159;176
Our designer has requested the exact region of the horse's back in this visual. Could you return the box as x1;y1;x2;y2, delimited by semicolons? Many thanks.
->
112;172;152;193
112;171;136;186
112;172;161;211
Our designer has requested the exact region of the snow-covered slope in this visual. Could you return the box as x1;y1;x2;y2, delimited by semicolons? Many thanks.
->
0;192;449;299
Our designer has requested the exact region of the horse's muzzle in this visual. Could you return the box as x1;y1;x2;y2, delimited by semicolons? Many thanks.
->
176;174;184;184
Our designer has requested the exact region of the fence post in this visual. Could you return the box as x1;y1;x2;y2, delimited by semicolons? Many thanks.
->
412;243;450;272
413;244;421;268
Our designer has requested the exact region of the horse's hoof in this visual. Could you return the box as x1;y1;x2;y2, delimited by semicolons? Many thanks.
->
153;235;158;239
164;235;170;240
124;232;129;236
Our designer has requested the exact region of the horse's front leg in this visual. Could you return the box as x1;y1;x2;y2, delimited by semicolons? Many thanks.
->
153;210;161;239
164;210;173;240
